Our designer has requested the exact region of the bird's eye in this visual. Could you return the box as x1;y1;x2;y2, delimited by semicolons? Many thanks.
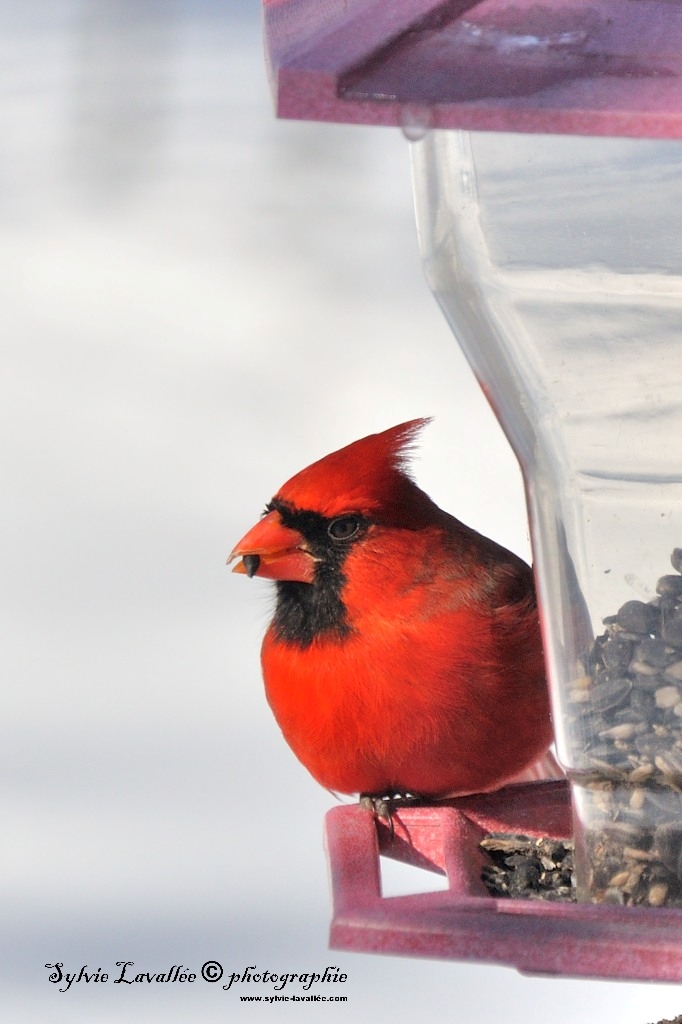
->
327;516;361;541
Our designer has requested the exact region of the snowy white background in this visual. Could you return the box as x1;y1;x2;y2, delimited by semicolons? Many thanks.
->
2;1;681;1020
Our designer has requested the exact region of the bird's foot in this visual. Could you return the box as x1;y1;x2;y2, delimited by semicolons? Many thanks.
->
359;793;393;819
359;791;414;840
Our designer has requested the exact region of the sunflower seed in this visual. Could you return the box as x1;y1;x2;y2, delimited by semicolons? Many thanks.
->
656;686;682;709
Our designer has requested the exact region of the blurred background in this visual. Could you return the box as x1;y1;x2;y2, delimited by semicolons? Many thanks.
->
2;1;682;1020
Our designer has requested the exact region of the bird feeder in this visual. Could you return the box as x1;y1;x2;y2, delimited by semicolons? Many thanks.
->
262;0;682;981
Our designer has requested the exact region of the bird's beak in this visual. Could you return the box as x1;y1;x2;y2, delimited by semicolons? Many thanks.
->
227;509;318;583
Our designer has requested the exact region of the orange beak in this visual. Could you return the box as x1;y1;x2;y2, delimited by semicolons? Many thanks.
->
228;509;318;584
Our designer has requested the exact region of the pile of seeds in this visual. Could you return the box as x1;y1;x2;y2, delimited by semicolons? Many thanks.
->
480;833;575;901
568;548;682;905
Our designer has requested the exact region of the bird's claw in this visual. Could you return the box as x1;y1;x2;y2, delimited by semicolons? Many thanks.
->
359;793;393;819
359;792;411;840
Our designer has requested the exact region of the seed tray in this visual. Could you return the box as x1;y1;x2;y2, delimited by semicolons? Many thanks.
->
324;780;682;981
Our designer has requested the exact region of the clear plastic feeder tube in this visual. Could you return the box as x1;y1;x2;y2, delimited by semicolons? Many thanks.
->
411;130;682;905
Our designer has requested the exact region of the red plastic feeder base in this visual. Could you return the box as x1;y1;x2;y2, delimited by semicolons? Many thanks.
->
324;780;682;982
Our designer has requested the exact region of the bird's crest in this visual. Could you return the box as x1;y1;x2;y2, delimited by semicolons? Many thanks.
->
275;418;432;521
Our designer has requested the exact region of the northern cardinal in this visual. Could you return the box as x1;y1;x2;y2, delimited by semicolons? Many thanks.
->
229;419;555;803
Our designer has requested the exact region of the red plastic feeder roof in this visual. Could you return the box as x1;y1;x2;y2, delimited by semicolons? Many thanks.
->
324;781;682;982
264;0;682;137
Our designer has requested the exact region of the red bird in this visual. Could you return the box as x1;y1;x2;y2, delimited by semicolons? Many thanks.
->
229;419;555;804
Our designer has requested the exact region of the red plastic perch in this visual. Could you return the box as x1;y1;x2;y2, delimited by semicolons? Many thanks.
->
324;781;682;982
